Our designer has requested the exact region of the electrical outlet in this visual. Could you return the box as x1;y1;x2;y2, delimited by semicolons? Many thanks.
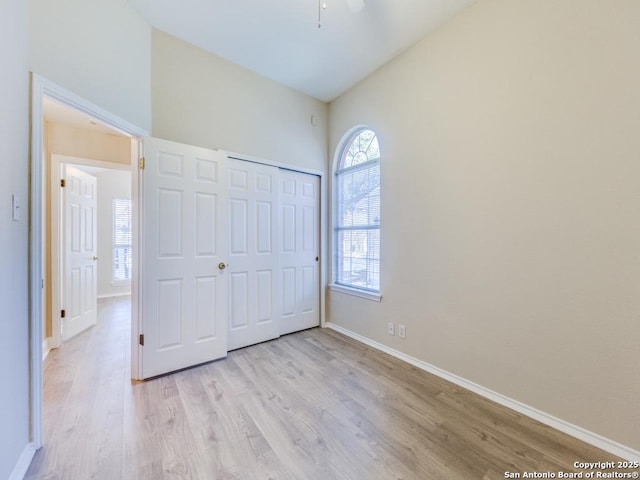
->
387;322;394;336
398;324;406;339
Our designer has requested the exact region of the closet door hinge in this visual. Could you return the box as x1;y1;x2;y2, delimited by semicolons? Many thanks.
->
139;157;145;170
139;334;144;346
60;309;66;318
60;179;66;188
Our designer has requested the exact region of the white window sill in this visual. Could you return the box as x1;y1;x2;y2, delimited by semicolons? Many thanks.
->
111;280;132;287
328;284;382;302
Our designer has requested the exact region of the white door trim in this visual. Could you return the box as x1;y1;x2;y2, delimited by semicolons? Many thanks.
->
29;74;148;449
225;150;324;177
222;151;327;329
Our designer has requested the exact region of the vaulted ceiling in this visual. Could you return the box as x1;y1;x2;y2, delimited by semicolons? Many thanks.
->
129;0;476;102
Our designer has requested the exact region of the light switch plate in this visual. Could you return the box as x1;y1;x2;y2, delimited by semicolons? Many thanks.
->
12;194;20;221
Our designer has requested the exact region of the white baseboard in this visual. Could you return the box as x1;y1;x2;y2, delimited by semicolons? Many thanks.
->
8;443;35;480
325;322;640;462
97;292;131;299
42;337;51;361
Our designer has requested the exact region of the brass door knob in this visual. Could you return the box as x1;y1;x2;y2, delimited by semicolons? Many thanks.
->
218;262;227;270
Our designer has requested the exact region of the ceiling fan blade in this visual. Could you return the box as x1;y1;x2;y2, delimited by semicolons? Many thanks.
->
345;0;365;13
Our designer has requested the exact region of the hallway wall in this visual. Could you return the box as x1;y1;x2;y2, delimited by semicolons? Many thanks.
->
0;0;30;477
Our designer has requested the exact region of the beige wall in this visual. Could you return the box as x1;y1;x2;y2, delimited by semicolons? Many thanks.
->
0;0;30;476
328;0;640;450
152;30;328;172
29;0;151;131
47;123;132;165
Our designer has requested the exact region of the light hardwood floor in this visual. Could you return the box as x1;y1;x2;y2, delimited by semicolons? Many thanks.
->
26;296;626;480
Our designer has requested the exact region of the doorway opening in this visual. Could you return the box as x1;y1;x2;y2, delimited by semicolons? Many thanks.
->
30;74;148;449
44;98;135;351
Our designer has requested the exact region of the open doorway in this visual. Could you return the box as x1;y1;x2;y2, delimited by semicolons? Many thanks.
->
30;75;148;450
43;97;134;352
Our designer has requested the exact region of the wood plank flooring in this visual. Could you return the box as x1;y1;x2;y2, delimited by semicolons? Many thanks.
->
26;296;628;479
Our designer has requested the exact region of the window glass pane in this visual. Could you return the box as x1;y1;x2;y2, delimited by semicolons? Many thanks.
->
337;228;380;291
113;199;131;246
342;129;380;169
113;246;132;282
112;198;132;282
339;164;380;227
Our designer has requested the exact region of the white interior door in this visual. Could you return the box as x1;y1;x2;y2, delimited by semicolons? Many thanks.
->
141;138;228;378
227;159;281;350
62;165;98;341
279;170;320;335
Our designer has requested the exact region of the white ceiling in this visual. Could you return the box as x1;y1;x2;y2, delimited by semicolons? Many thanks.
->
129;0;476;102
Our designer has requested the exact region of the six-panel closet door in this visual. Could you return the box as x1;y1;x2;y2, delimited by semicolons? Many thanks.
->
279;170;321;335
227;159;282;350
140;143;321;376
226;161;321;350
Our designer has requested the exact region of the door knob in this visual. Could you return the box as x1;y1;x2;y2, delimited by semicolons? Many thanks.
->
93;256;99;261
218;262;227;270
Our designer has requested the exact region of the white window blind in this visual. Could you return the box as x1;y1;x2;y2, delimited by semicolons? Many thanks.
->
112;198;132;282
335;129;381;292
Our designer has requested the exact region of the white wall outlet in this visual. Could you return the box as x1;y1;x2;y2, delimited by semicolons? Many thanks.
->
398;324;406;339
387;321;394;336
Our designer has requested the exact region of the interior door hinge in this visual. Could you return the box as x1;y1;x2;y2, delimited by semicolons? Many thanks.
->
60;179;66;188
139;334;144;346
139;157;145;170
60;309;66;318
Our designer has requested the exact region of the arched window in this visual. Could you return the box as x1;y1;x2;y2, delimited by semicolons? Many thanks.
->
334;128;380;293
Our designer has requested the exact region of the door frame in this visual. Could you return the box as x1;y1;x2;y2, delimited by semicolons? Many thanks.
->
29;74;148;449
50;155;131;349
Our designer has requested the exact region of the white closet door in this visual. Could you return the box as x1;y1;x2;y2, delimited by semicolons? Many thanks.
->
279;170;320;335
227;159;281;350
141;138;228;379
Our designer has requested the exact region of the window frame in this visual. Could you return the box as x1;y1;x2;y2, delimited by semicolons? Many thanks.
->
330;127;382;302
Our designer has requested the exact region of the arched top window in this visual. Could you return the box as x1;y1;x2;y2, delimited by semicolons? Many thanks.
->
340;128;380;170
334;128;381;294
